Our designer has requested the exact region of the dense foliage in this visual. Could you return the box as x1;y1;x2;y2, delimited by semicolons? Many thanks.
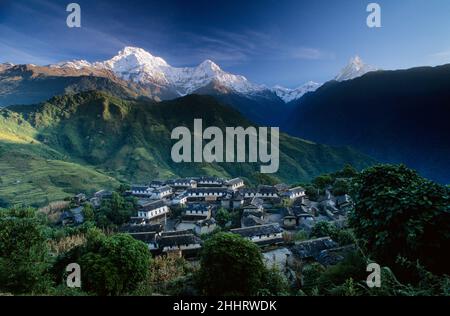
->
197;232;285;296
349;164;450;275
0;208;53;294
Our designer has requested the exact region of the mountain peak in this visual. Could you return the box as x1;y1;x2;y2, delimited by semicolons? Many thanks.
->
103;46;168;71
271;81;322;103
335;56;378;82
199;59;221;72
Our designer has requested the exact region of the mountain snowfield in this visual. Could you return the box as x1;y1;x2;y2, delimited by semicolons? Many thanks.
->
334;56;379;82
271;81;322;103
50;47;376;102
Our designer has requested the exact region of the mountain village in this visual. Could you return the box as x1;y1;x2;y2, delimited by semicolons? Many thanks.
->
59;175;355;283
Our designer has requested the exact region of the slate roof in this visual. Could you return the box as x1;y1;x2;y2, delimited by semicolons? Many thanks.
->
187;187;229;195
140;200;166;211
240;188;257;195
161;230;194;237
251;197;264;207
231;224;283;238
316;245;356;266
158;234;202;248
258;186;278;195
196;176;224;184
288;187;306;194
242;209;264;218
227;178;244;185
73;207;85;223
132;185;151;192
242;215;265;227
290;237;339;260
196;218;217;227
186;203;211;212
120;223;163;233
154;185;172;193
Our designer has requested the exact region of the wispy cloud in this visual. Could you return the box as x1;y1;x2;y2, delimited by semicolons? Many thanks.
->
289;47;335;60
171;29;334;67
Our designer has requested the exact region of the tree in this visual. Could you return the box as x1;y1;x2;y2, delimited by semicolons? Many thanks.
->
0;207;53;294
304;185;320;201
332;179;351;196
311;221;338;239
349;164;450;274
96;192;135;227
78;233;151;295
82;203;95;222
215;208;231;227
196;233;267;296
313;175;333;190
333;164;359;179
259;266;290;296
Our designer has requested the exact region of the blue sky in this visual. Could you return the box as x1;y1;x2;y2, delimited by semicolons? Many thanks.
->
1;0;450;87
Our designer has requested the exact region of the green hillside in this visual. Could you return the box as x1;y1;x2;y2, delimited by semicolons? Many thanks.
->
0;91;375;206
0;110;120;207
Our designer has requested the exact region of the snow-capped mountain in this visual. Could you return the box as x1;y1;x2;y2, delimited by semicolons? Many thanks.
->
334;56;378;82
271;81;322;103
51;47;265;97
49;48;377;103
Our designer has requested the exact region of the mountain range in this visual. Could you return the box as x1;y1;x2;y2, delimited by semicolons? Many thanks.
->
0;47;376;105
0;48;376;126
286;64;450;183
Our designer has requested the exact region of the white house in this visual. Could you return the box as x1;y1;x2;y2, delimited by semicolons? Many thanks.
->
171;193;188;206
256;186;279;198
129;232;159;250
239;188;257;199
184;204;212;220
284;187;306;200
159;233;203;255
195;218;217;235
196;177;224;187
231;224;284;246
186;188;228;199
152;185;173;199
137;200;169;220
226;178;245;191
172;179;198;189
131;185;153;197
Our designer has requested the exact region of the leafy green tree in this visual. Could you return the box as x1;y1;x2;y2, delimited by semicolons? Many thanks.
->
96;192;135;227
196;233;267;296
349;164;450;274
79;233;151;295
259;266;290;296
311;221;338;239
303;185;319;201
0;208;53;294
215;208;231;227
332;179;351;196
311;222;355;246
313;175;333;190
82;203;95;222
333;164;359;179
317;251;367;293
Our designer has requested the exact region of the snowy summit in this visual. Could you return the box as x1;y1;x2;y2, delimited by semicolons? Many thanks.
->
334;56;378;82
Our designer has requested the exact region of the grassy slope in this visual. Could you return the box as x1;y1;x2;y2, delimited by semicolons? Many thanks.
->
0;110;120;207
0;91;375;206
26;92;375;183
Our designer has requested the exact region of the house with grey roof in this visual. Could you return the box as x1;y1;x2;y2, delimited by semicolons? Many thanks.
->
226;178;245;191
137;200;169;221
231;224;284;246
158;233;203;257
